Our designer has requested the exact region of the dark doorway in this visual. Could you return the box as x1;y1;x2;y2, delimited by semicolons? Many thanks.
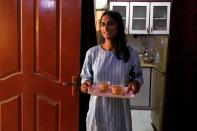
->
163;0;197;130
80;0;97;131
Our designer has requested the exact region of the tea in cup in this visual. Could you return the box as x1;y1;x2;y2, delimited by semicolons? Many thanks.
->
111;85;122;95
99;82;109;92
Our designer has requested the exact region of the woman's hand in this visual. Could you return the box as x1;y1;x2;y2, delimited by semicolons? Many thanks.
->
80;80;91;94
127;80;140;94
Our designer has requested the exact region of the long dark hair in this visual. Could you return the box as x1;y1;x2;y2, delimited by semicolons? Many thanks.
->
100;10;130;63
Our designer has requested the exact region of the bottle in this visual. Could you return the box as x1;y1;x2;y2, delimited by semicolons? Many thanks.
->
160;38;165;48
155;52;160;64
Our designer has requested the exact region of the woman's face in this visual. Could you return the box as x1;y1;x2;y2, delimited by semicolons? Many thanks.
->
100;15;118;40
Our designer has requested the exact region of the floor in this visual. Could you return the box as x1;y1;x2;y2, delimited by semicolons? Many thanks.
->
131;110;154;131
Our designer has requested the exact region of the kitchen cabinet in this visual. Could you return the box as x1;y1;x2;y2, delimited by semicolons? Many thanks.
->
130;2;171;34
130;67;152;108
110;2;171;34
109;2;130;34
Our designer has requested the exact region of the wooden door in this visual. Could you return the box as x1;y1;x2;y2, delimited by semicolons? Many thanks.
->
0;0;81;131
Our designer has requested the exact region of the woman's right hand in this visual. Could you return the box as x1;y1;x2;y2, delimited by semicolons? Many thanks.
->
80;80;91;93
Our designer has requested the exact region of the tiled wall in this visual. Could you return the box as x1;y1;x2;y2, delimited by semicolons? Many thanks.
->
96;31;158;58
127;35;157;55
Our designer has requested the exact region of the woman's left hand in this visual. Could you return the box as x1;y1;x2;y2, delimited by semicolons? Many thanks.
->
127;80;140;94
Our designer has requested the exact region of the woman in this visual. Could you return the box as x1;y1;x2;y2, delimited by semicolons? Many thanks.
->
80;11;143;131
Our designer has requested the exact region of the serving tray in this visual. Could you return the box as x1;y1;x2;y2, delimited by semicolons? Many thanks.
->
88;84;134;98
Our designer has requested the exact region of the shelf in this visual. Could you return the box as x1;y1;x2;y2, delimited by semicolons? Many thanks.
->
153;18;167;20
133;18;146;20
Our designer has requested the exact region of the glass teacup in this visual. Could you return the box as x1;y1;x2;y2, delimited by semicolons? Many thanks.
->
99;81;109;92
111;85;122;95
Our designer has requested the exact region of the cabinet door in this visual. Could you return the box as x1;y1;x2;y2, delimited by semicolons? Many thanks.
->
150;2;171;34
151;68;165;131
130;68;151;107
129;2;150;34
110;2;129;34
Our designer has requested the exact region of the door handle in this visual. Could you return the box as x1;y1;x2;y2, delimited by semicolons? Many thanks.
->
62;76;80;96
147;28;149;33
